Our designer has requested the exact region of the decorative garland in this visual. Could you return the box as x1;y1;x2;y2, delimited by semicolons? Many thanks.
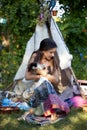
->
37;0;56;26
37;5;51;26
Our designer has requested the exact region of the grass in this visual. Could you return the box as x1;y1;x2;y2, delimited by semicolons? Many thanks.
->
0;40;87;130
0;46;87;130
0;108;87;130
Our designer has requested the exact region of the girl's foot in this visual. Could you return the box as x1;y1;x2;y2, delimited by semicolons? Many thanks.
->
51;113;59;121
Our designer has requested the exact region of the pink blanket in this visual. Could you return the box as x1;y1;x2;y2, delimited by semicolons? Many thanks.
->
71;96;87;108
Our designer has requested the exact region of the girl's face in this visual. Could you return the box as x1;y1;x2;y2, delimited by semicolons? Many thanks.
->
43;48;57;61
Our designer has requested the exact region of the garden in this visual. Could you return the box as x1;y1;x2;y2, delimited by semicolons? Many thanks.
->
0;0;87;130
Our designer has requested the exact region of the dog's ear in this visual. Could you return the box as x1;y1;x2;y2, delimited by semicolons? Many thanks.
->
28;62;37;71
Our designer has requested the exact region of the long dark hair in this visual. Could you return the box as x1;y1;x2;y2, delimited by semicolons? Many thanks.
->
39;38;57;51
34;38;57;62
33;38;59;74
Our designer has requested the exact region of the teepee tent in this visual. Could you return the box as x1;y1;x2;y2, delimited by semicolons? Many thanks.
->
13;0;80;99
14;18;72;81
13;18;80;97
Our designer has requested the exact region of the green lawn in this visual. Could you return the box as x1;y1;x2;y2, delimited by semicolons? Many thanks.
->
0;108;87;130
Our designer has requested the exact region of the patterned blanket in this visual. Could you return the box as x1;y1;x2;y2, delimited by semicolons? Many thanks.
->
25;114;64;126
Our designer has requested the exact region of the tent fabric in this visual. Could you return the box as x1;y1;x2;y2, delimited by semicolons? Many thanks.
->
14;18;73;81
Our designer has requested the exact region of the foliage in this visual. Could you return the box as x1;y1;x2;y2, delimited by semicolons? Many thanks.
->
58;0;87;47
0;0;39;50
69;45;87;79
0;0;40;88
0;46;23;87
56;0;87;79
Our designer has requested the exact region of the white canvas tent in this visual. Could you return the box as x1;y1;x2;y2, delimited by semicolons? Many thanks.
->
13;18;80;99
14;18;73;80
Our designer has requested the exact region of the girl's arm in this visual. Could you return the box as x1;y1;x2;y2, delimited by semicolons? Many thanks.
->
44;69;59;87
25;53;41;81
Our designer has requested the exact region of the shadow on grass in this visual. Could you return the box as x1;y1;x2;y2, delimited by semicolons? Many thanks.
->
53;108;87;130
0;108;87;130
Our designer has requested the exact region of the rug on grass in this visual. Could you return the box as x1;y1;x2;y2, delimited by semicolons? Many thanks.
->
25;114;64;126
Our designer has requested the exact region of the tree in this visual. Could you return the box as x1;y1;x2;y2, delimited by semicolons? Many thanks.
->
58;0;87;47
57;0;87;79
0;0;40;88
0;0;39;47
